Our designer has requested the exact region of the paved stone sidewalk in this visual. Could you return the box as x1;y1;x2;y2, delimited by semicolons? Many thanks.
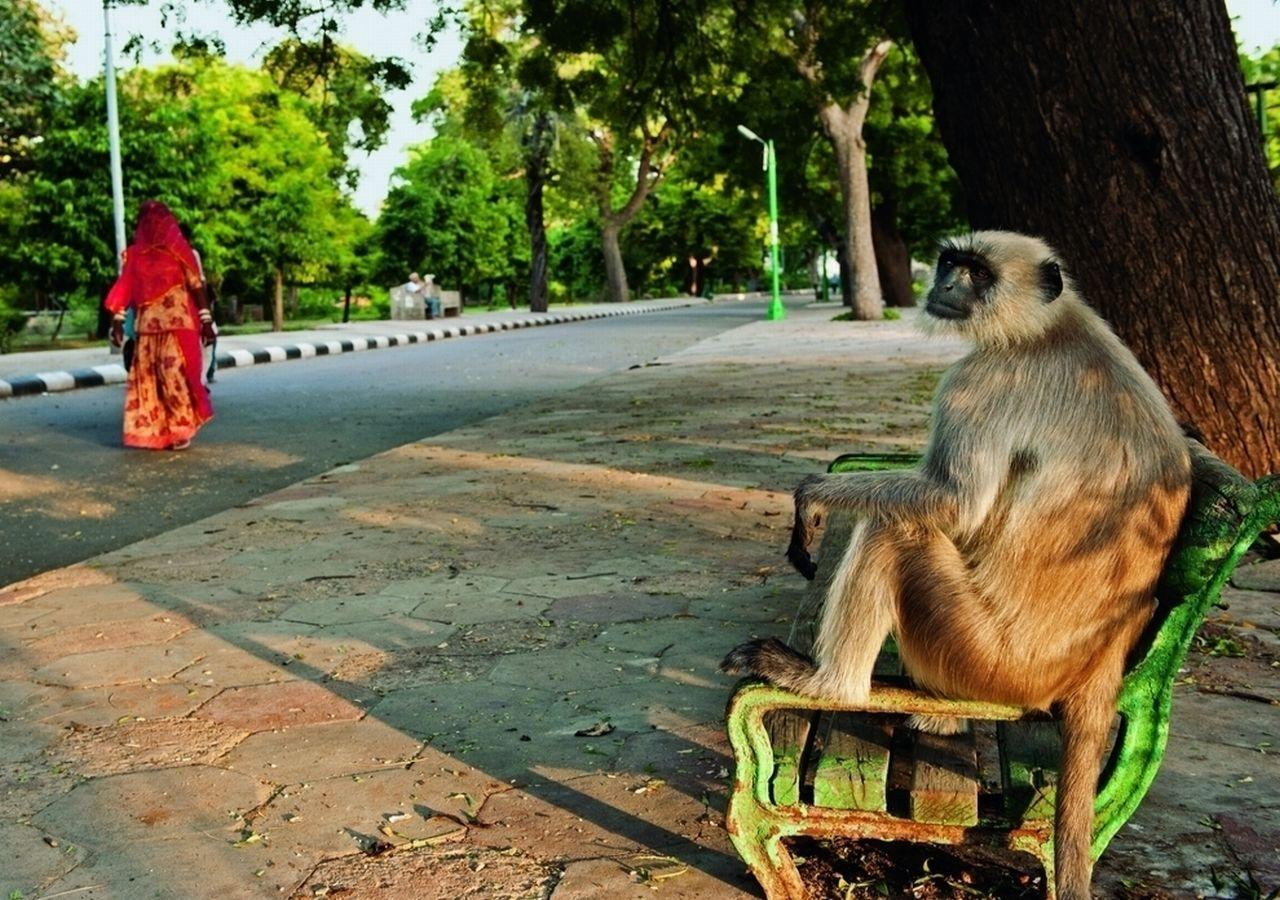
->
1;307;1276;899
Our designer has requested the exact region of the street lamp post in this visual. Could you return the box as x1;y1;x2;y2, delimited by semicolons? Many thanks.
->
103;1;126;273
737;125;785;321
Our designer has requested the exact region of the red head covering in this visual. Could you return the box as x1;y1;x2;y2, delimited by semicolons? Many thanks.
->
132;200;200;273
105;200;201;316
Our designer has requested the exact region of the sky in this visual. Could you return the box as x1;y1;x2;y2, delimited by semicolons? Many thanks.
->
45;0;1280;219
47;0;463;217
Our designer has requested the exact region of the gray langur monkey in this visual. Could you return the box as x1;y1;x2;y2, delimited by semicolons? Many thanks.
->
722;231;1191;900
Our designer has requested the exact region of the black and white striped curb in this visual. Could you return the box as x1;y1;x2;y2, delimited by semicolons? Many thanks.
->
0;299;702;399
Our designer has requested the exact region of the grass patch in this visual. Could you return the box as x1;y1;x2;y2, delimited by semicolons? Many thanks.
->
830;308;904;322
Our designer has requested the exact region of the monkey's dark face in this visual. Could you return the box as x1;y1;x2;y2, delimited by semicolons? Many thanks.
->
925;248;995;321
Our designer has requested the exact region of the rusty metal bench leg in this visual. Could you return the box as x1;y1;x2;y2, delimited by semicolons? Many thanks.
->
725;792;806;900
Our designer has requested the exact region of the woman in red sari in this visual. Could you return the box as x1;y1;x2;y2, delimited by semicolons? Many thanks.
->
105;201;214;450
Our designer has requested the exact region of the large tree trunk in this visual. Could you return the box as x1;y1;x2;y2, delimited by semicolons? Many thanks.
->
592;123;669;304
271;267;284;332
601;223;628;304
905;0;1280;477
821;102;883;319
871;201;915;308
526;112;552;313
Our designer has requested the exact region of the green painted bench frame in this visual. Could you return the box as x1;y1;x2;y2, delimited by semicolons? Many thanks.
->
725;450;1280;899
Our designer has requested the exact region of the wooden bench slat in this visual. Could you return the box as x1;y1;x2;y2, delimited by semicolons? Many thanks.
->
812;713;892;810
973;719;1004;794
766;709;813;806
998;720;1061;822
910;729;979;825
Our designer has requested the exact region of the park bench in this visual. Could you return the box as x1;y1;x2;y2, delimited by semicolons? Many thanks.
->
725;447;1280;899
389;284;462;320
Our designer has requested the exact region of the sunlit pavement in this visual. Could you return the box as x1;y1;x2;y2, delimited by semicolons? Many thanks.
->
2;306;1276;898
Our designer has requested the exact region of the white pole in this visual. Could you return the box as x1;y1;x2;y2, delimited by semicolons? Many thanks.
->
103;0;126;273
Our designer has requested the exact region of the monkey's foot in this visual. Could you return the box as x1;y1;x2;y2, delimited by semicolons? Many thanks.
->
720;637;816;683
906;714;969;735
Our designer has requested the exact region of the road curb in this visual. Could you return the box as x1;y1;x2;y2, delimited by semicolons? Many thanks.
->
0;299;703;399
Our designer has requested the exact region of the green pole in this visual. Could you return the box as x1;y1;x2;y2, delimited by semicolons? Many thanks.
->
765;140;785;321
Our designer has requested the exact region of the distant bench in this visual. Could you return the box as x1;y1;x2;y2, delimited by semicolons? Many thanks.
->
389;285;461;321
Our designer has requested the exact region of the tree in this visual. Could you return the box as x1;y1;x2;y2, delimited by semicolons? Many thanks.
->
753;0;901;317
521;0;733;302
1240;44;1280;190
864;43;965;308
374;135;522;301
905;0;1280;476
627;166;761;297
435;6;566;311
0;0;71;178
0;56;362;331
264;39;409;189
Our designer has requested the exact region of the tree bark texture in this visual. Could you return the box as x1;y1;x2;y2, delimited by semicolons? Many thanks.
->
272;267;284;332
820;101;883;319
594;124;670;303
905;0;1280;476
601;224;628;306
525;112;552;313
871;201;916;308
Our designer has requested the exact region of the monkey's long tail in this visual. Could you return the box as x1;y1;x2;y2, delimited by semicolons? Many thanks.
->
1053;694;1112;900
720;638;819;692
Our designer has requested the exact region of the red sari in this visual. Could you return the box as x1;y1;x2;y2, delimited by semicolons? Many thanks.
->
104;202;213;449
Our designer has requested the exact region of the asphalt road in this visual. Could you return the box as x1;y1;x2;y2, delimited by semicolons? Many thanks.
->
0;301;776;586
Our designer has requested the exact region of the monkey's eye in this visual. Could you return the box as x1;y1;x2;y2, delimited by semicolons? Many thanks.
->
969;266;992;285
938;254;954;270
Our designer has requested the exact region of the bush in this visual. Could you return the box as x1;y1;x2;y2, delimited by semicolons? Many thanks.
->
0;287;27;352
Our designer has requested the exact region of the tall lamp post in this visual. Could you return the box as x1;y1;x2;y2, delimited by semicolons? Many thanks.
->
103;1;126;273
737;125;785;321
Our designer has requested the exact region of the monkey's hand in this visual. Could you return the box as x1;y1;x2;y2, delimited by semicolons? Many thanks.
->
786;476;824;580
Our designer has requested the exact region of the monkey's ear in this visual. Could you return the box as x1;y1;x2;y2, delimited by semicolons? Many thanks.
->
1040;261;1063;301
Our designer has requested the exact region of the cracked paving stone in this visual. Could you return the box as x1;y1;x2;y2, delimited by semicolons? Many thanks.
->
0;820;88;898
36;832;283;900
1231;558;1280;592
369;681;622;775
31;764;270;849
545;592;688;624
383;572;509;599
550;850;757;899
54;716;248;777
503;572;643;600
251;759;502;887
279;593;421;627
32;643;203;690
6;583;166;637
21;614;195;662
0;565;116;607
220;717;423;784
0;720;62;765
469;772;726;863
194;680;373;733
411;591;549;626
489;648;654;692
170;629;302;689
32;680;220;729
686;584;805;624
296;844;554;900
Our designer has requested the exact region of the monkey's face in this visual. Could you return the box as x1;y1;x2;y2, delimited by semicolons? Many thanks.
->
923;232;1069;346
925;248;993;322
